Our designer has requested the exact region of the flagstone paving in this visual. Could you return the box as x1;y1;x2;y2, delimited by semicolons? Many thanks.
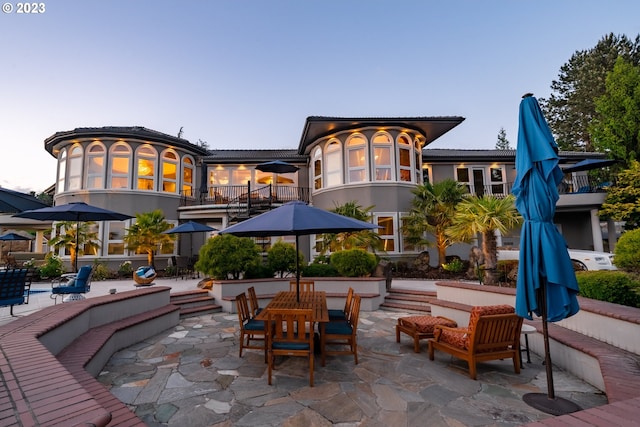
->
97;309;608;426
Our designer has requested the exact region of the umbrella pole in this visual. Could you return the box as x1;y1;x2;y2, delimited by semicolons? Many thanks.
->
523;280;581;415
295;234;300;303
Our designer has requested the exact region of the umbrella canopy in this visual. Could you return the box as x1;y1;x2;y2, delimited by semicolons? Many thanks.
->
512;94;581;415
562;158;617;173
255;160;299;174
0;232;33;254
220;201;379;300
13;202;133;271
0;188;50;213
163;221;217;234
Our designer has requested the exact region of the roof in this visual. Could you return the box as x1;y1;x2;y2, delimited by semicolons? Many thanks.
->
424;149;608;163
44;126;210;157
297;116;465;154
203;149;307;165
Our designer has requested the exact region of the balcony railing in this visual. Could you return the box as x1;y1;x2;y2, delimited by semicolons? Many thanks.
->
179;184;310;207
467;175;611;198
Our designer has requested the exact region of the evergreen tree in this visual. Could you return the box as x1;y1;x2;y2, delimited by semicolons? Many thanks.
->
599;160;640;231
495;127;511;150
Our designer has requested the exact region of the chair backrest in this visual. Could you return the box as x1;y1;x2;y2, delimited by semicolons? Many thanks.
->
348;294;361;330
470;312;523;353
267;308;314;347
467;305;514;333
235;293;251;325
290;280;314;293
247;286;260;317
344;287;354;318
72;265;93;290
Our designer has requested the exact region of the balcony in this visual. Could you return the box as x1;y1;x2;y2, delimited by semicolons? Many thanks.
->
468;175;611;199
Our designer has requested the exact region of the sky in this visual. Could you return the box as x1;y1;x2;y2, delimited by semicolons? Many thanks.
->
2;1;639;194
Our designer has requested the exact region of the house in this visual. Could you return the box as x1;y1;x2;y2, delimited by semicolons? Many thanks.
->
1;117;614;271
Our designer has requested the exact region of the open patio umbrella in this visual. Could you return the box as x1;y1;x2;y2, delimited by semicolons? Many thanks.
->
162;221;217;258
562;158;617;173
220;201;379;301
0;188;50;213
0;232;33;254
13;202;133;272
512;94;581;415
255;160;299;174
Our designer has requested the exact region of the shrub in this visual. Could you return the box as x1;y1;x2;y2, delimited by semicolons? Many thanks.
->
302;262;338;277
614;229;640;273
267;240;303;278
330;249;377;277
442;258;464;273
244;263;275;279
118;260;133;276
195;234;261;280
38;253;64;279
91;260;111;281
576;271;640;307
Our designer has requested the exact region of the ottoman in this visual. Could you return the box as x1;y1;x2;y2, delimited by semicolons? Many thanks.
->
396;315;457;353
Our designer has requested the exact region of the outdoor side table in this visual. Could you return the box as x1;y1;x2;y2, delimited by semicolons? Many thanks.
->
520;324;536;365
396;315;457;353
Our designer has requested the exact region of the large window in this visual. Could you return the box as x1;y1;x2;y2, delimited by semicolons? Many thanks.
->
397;135;412;182
325;140;342;187
135;145;157;191
372;133;393;181
107;221;126;255
161;150;179;193
57;148;66;193
313;147;322;190
86;143;106;189
347;134;367;183
67;145;83;191
182;156;195;197
490;166;506;195
109;143;131;189
375;214;396;252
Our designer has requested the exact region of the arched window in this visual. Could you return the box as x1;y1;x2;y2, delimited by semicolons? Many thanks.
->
109;143;131;189
86;142;106;189
57;148;67;193
324;139;342;187
414;137;422;183
182;156;195;197
347;134;367;183
135;145;157;191
397;134;412;182
67;145;83;190
161;149;179;193
313;146;322;190
372;132;393;181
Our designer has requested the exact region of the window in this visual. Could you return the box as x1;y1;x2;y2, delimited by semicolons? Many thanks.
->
109;143;131;189
372;133;393;181
397;135;412;182
347;134;367;183
313;147;322;190
57;148;67;193
182;156;195;197
325;140;342;187
161;150;178;193
209;167;230;185
400;213;422;253
107;221;126;255
456;167;471;193
415;140;422;183
86;143;105;189
67;145;83;190
135;145;157;191
232;168;251;185
375;214;396;252
490;167;506;195
422;165;431;184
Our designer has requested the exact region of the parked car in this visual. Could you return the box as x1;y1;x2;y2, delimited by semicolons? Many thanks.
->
497;248;616;271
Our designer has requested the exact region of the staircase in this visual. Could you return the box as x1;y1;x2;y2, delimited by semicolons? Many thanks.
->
380;289;436;314
169;289;222;318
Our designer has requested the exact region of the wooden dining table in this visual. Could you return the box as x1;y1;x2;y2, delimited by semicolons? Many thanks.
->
254;291;329;324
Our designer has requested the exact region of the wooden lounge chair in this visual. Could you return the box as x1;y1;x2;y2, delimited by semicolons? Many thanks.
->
236;293;267;362
267;308;315;387
321;294;361;366
427;305;523;380
396;315;457;353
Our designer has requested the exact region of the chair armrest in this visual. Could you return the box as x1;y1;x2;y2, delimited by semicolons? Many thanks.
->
433;326;469;342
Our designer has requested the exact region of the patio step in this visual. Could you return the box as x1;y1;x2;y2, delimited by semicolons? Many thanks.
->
170;289;222;318
380;289;436;314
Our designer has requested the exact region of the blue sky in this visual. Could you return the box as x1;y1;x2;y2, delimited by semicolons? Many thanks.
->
2;1;639;193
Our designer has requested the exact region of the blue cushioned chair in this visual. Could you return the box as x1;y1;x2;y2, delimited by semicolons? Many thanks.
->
328;287;354;322
266;308;315;387
321;294;361;367
236;292;267;362
51;265;93;304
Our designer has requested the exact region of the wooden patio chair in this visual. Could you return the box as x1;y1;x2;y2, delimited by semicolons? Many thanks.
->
235;293;267;362
328;287;353;322
247;286;262;317
266;308;316;387
290;279;314;293
427;305;523;380
321;294;361;367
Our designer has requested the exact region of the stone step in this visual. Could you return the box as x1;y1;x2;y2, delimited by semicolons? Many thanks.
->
379;301;432;314
382;288;435;314
170;290;221;318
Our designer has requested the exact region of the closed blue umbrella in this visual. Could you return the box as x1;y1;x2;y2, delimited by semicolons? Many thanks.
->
512;94;580;415
220;201;379;301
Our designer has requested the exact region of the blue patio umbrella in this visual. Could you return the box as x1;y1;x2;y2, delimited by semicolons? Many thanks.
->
512;94;581;415
0;232;33;254
562;158;617;173
162;221;217;258
220;201;380;301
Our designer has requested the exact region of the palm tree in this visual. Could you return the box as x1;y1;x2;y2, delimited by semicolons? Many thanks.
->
48;221;100;272
403;179;467;267
447;195;522;285
123;210;175;268
319;201;382;254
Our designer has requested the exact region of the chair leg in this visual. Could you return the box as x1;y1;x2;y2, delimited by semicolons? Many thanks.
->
267;349;273;385
468;361;477;380
428;342;435;360
395;325;400;343
512;353;521;374
353;337;358;365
